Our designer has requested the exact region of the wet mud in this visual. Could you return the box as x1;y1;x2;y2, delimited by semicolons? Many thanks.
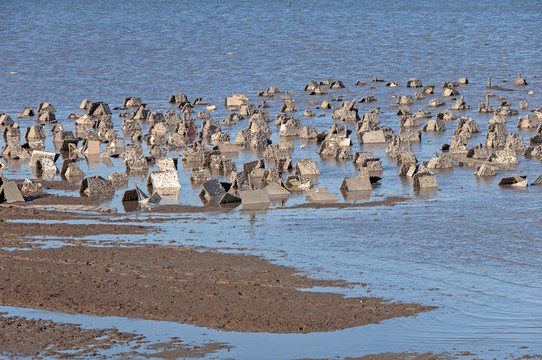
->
0;312;229;359
0;244;433;334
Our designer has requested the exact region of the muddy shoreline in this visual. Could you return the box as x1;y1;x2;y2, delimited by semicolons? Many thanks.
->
0;313;230;359
0;244;433;334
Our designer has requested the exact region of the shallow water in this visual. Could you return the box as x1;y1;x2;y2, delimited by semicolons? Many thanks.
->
1;0;542;358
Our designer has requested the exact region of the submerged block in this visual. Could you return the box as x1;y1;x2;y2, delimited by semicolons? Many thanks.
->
238;189;270;205
147;171;181;190
306;188;340;203
339;177;372;192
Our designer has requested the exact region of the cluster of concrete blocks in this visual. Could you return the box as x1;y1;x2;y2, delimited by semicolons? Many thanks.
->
0;73;540;208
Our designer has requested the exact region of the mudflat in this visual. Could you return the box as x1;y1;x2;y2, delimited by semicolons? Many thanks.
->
0;243;432;334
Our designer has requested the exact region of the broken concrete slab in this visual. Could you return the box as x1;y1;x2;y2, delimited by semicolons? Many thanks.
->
17;179;42;197
123;97;143;108
102;138;125;158
398;163;418;177
514;73;527;86
37;102;56;113
422;117;446;132
426;154;454;169
87;102;112;116
0;114;14;126
306;188;340;203
488;149;519;166
218;192;241;205
18;107;35;117
406;78;423;88
36;111;56;122
121;185;149;204
243;159;265;174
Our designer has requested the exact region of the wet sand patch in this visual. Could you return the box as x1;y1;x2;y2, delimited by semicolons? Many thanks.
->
0;245;433;334
0;205;149;242
0;312;229;359
0;312;143;359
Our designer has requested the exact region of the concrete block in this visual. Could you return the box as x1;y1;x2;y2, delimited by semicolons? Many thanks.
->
413;171;438;189
511;174;528;188
0;177;25;203
190;168;212;182
225;94;248;108
36;111;56;122
238;189;270;206
306;188;340;203
157;157;178;172
29;150;58;168
341;189;371;201
243;159;265;174
295;158;320;176
340;177;372;192
360;130;386;144
104;138;125;157
264;182;290;197
218;143;239;154
218;192;241;204
24;125;45;142
80;176;115;198
147;171;181;190
82;140;101;156
122;189;140;202
199;178;226;200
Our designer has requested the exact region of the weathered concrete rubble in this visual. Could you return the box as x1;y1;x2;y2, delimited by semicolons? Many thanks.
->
412;170;438;189
80;176;115;198
453;117;480;138
422;114;446;132
353;152;383;173
485;121;508;148
474;163;497;177
332;100;359;122
426;154;454;169
295;159;320;176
